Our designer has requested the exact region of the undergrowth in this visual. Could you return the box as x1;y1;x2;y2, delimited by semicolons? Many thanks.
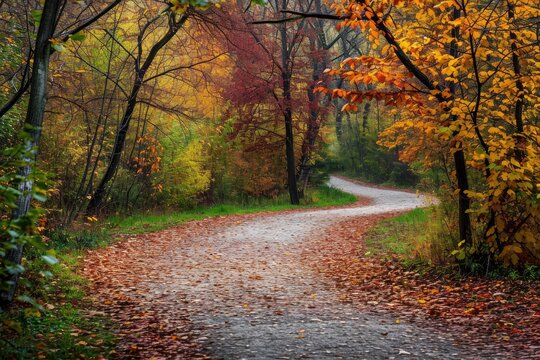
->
107;184;356;234
365;208;442;262
364;207;540;280
0;249;116;359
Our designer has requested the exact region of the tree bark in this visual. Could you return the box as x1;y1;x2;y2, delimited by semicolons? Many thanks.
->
362;102;370;133
507;1;526;161
0;0;61;309
449;6;472;245
453;148;472;244
298;6;328;196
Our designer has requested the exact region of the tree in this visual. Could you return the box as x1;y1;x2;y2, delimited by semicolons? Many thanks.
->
85;0;226;214
216;0;341;203
1;0;123;308
0;0;61;309
0;0;123;119
296;0;332;195
86;4;192;214
321;0;540;267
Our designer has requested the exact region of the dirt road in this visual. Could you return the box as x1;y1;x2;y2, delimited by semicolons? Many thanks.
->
84;176;481;359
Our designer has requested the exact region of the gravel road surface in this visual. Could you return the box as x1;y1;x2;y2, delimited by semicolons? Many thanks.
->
136;176;474;359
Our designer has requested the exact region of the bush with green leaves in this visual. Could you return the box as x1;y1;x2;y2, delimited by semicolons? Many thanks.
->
0;137;52;310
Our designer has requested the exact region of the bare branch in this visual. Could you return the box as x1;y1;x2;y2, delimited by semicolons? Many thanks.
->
250;11;343;24
144;52;227;83
56;0;124;42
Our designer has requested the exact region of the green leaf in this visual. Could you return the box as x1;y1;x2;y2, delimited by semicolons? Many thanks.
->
8;264;25;275
17;295;45;312
31;9;42;25
41;255;59;265
7;230;20;239
70;32;86;42
40;270;53;278
17;295;34;304
51;43;65;52
33;192;47;202
438;126;451;134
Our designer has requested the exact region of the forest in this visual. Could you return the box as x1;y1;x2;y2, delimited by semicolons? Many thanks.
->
0;0;539;358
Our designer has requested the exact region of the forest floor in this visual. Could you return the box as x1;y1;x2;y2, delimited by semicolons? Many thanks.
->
81;176;539;359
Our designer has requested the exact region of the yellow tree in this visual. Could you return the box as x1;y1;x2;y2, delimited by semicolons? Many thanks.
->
321;0;540;267
41;0;228;217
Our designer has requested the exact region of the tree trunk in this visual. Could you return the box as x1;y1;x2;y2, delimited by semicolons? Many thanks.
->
86;79;143;214
362;102;370;133
0;0;61;309
298;20;328;196
453;148;472;244
449;6;472;245
507;1;526;160
86;12;189;214
335;2;473;244
335;103;344;143
298;88;320;196
284;98;300;205
279;0;299;205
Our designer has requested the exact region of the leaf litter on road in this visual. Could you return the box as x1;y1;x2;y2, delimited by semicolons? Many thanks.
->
80;178;538;358
301;215;540;357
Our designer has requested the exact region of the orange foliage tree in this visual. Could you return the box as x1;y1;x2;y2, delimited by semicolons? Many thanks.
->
320;0;540;267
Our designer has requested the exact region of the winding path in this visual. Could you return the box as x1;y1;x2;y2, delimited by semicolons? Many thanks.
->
86;176;472;359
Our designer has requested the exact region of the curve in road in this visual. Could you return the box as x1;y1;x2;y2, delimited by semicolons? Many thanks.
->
134;176;470;359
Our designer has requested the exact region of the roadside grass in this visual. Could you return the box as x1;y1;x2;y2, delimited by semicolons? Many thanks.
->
107;184;357;234
363;207;540;280
0;250;116;359
0;184;355;358
364;207;451;268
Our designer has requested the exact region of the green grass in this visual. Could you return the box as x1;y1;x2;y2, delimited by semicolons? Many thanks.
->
364;207;540;280
0;251;116;359
48;228;111;251
107;185;357;234
364;207;435;260
0;303;115;359
363;206;467;276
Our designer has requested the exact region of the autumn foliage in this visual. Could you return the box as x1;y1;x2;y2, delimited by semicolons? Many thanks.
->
321;0;540;267
2;0;540;357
